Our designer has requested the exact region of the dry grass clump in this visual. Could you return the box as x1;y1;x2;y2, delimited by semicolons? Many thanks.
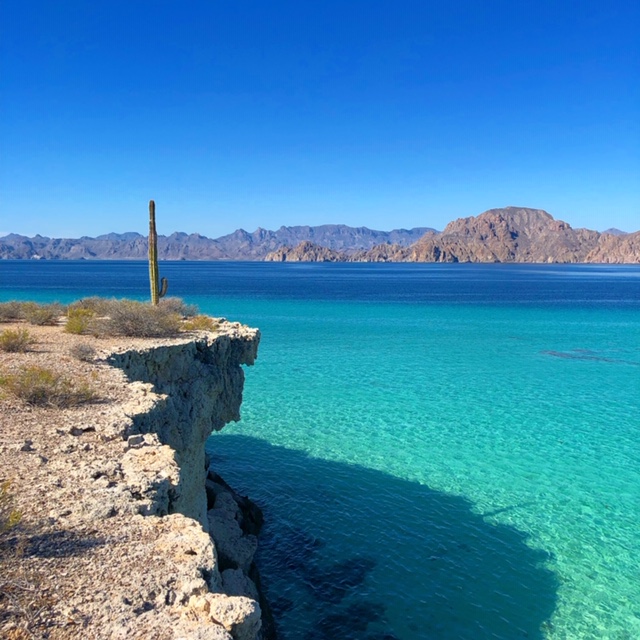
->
183;315;219;332
0;480;21;535
68;343;96;362
0;366;97;408
0;329;35;353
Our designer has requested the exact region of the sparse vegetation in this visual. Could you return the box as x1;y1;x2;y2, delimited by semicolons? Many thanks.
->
2;297;201;339
0;328;36;353
0;366;97;407
68;296;112;316
0;302;25;323
0;480;21;535
22;302;64;326
92;299;182;338
68;343;97;362
183;315;219;332
159;296;198;318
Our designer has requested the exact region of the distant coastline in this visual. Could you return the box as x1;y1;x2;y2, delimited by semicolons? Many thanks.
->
2;207;639;263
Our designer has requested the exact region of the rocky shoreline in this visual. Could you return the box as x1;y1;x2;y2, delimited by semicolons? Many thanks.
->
0;321;273;639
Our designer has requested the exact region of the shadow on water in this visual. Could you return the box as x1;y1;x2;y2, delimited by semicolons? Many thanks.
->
208;435;558;640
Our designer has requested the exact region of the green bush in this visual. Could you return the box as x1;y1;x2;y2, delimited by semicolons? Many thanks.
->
0;328;35;353
0;366;97;407
65;307;96;335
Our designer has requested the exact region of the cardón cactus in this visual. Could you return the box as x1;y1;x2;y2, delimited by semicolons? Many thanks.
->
148;200;168;305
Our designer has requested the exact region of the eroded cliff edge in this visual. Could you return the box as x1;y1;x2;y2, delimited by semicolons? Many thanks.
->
0;320;269;640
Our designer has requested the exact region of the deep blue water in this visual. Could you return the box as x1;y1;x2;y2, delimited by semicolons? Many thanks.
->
2;261;640;639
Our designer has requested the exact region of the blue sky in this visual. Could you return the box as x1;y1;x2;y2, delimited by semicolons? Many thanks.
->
1;0;638;238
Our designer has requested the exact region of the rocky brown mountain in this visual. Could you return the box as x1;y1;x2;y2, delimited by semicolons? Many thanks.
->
585;231;640;263
267;208;640;264
406;207;602;263
264;241;344;262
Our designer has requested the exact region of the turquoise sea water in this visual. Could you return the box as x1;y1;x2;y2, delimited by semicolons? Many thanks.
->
2;262;639;639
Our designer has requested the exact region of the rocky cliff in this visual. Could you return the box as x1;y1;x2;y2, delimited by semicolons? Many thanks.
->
0;321;272;640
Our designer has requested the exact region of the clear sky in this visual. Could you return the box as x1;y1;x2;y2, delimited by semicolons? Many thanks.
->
1;0;638;238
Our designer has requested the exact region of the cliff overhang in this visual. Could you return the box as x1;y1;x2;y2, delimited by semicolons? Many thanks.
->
0;320;269;640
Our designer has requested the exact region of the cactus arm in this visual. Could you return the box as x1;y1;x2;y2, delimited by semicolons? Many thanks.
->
159;277;168;298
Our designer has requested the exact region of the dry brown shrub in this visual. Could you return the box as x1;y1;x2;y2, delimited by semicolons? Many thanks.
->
68;343;96;362
22;303;65;326
0;366;97;408
93;299;182;338
0;302;25;323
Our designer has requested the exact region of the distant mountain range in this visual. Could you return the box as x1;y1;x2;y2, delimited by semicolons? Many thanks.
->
0;224;432;261
1;208;639;263
265;208;640;263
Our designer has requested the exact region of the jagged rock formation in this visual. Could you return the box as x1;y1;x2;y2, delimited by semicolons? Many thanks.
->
0;225;431;261
268;208;640;263
0;321;272;640
264;241;344;262
585;230;640;263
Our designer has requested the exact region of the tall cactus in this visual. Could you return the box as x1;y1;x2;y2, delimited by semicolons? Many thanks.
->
148;200;168;305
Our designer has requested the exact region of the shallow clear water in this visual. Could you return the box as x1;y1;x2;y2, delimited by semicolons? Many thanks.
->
2;261;639;639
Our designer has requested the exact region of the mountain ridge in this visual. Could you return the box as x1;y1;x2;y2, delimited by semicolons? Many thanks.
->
265;208;640;264
2;209;639;262
0;224;432;261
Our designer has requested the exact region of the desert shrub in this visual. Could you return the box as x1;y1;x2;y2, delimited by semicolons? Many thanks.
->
183;315;219;332
65;297;197;337
94;299;182;338
0;328;35;353
64;307;96;335
69;343;96;362
0;366;97;407
0;301;25;323
0;480;21;535
22;302;65;326
159;296;198;317
68;296;113;316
